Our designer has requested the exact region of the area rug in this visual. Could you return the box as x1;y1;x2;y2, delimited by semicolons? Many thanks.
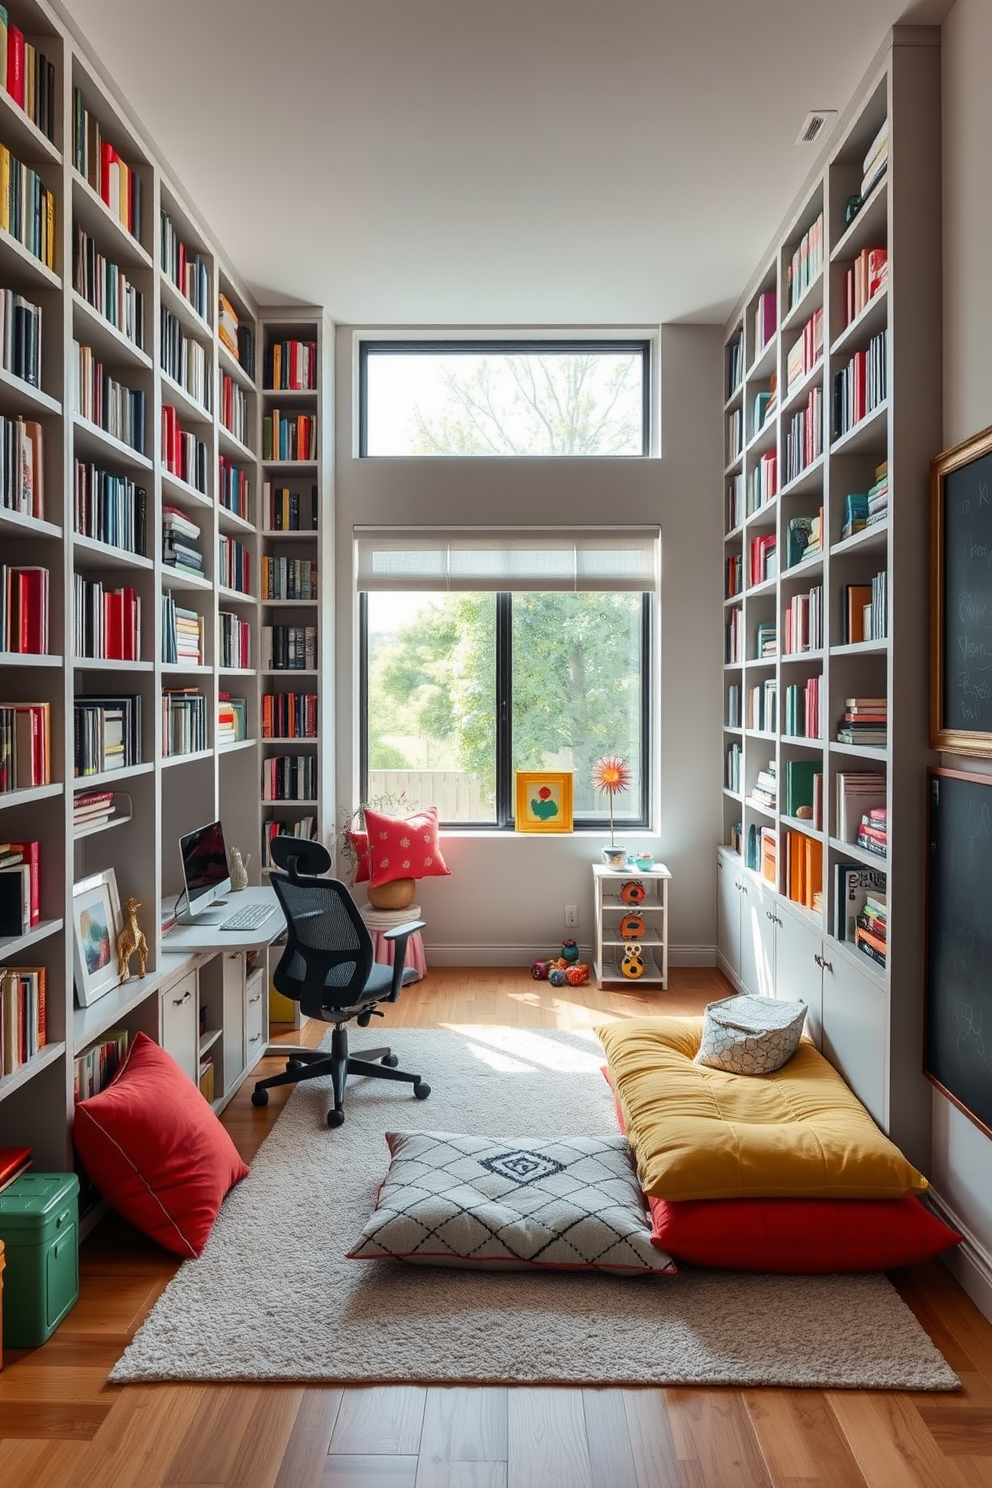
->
110;1025;958;1389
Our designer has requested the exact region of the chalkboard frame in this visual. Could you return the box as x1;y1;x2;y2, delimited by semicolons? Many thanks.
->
924;765;992;1140
931;422;992;754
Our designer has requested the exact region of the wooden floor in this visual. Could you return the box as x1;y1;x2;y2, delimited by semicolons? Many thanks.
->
2;965;992;1487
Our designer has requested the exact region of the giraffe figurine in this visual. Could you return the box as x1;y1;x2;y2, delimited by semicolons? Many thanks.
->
117;895;149;983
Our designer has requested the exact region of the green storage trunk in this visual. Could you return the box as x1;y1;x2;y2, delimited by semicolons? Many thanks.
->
0;1173;79;1348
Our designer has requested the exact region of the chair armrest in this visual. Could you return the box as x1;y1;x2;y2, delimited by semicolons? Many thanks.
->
383;920;426;941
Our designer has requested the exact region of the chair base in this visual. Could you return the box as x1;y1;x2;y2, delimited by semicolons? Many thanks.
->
251;1024;429;1125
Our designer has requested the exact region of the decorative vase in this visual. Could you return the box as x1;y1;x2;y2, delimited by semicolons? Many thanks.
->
602;846;626;869
367;877;416;910
229;848;249;891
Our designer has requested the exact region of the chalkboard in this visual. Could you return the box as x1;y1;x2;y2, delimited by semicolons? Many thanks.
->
926;768;992;1137
932;425;992;753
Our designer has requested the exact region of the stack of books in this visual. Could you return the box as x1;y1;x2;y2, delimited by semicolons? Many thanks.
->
0;564;48;652
836;696;887;747
161;594;203;665
217;695;247;746
0;964;46;1070
755;621;777;658
867;462;889;525
786;509;823;567
786;306;823;392
857;806;888;858
861;119;889;203
0;702;50;791
73;695;141;776
843;246;888;326
834;863;887;942
162;506;203;577
836;771;887;842
73;789;116;832
783;584;823;654
74;1029;128;1100
162;688;206;756
750;760;777;812
855;889;887;970
840;491;869;540
0;838;39;935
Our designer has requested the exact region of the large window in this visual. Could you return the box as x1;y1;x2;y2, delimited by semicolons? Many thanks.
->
360;340;651;457
357;530;657;828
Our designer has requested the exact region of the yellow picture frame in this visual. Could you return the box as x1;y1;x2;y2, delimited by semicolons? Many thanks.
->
514;771;574;833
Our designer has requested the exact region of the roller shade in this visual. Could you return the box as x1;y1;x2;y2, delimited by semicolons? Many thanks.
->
354;526;660;592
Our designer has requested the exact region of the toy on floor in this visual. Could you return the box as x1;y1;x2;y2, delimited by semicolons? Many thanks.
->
530;953;590;986
620;944;645;979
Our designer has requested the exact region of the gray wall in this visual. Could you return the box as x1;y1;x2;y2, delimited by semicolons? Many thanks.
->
932;0;992;1315
333;325;724;966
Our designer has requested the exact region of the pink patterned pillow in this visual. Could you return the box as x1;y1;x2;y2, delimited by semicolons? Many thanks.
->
363;805;451;888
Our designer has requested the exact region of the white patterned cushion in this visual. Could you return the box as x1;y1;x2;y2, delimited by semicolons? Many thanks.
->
347;1131;675;1275
694;994;807;1075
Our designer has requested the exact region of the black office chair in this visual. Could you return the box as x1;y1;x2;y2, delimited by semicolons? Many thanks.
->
251;836;430;1127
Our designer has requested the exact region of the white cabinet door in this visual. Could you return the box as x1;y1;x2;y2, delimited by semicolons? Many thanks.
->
774;902;823;1046
245;968;266;1068
740;876;776;999
821;951;888;1130
222;952;246;1095
716;852;742;987
160;969;198;1083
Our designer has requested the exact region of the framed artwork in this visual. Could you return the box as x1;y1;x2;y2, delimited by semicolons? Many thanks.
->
514;771;574;833
931;423;992;754
72;868;123;1007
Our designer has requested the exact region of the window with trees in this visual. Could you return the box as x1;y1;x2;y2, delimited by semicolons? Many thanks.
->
360;340;651;457
357;529;658;828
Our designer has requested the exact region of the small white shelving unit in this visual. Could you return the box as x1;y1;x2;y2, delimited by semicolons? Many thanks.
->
592;863;671;990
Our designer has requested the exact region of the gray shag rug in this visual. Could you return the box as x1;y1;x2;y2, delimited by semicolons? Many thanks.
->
110;1025;959;1389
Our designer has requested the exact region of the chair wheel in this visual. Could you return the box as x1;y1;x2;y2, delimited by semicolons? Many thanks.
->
251;1088;269;1107
327;1108;345;1128
414;1081;431;1100
382;1053;399;1067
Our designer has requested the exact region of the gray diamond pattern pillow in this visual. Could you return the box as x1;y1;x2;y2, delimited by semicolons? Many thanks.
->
347;1130;675;1274
694;993;807;1075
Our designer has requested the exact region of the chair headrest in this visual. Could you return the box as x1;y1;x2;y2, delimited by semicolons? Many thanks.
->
269;836;332;877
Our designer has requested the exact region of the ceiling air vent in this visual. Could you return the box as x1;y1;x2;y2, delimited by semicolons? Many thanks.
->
796;110;838;145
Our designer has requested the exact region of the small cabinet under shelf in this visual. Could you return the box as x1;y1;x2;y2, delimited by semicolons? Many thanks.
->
592;863;671;990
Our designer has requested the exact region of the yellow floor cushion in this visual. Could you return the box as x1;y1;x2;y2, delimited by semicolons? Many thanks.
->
597;1016;929;1202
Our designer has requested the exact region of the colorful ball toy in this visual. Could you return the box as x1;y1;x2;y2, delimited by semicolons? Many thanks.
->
619;879;646;905
531;960;550;980
565;964;590;986
560;939;580;963
548;966;568;987
620;944;645;979
619;912;645;940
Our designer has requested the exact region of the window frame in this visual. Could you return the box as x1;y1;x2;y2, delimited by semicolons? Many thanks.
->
359;590;652;831
358;338;652;459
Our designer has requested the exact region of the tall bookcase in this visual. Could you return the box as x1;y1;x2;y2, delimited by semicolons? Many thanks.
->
717;27;941;1172
0;0;329;1181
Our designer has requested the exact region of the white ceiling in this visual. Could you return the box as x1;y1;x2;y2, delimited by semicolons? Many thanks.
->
61;0;946;328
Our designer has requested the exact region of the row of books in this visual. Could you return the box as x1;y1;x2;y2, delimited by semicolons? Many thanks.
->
787;211;824;311
783;758;822;825
161;307;209;409
836;771;886;844
836;695;887;747
786;305;823;392
0;703;49;791
73;575;141;662
0;11;56;140
784;830;823;912
725;684;741;729
1;964;45;1073
73;343;146;453
754;290;776;356
0;144;56;269
784;385;823;483
725;607;742;664
746;679;776;733
786;510;822;567
783;584;823;654
0;562;47;653
264;482;319;530
858;806;887;859
760;826;776;883
784;673;822;739
74;228;145;351
749;532;777;586
72;86;143;242
73;789;118;832
843;246;888;328
840;574;886;645
833;329;887;440
162;593;203;665
219;455;251;521
726;472;744;532
74;462;147;556
260;625;316;671
162;405;208;493
163;504;203;576
161;213;210;322
261;555;318;601
751;390;773;437
726;741;741;793
73;695;142;776
751;759;777;812
262;754;317;801
861;119;888;203
219;610;250;670
839;463;890;539
217;694;248;745
749;449;777;513
74;1028;128;1102
726;332;743;398
221;372;250;446
162;688;206;756
727;406;743;462
725;552;742;599
219;534;250;594
755;620;776;658
262;815;316;866
0;288;41;387
0;837;38;934
262;691;318;739
0;413;44;519
218;294;255;376
834;863;886;942
263;411;317;463
264;340;318;391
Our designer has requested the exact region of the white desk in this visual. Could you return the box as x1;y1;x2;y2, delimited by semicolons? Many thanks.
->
162;885;285;954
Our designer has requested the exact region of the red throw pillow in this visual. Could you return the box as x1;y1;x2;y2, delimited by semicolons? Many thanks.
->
73;1032;249;1258
603;1063;961;1272
347;829;371;883
363;805;451;888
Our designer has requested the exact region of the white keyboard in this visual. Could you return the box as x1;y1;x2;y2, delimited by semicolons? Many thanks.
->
220;903;278;932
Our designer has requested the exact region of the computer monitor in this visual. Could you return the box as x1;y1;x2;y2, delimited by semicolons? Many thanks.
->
177;820;231;924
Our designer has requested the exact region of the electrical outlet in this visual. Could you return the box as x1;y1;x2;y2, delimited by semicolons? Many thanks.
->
564;904;578;928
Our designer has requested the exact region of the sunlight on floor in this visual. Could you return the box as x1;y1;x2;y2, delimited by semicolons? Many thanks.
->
440;1023;607;1073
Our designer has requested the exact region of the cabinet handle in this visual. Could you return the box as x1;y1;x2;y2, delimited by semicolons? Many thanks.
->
766;910;774;920
248;993;261;1004
172;989;192;1005
814;954;833;972
248;1033;261;1044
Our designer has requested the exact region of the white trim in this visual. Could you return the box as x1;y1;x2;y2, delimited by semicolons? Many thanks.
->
423;942;715;969
927;1189;992;1325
